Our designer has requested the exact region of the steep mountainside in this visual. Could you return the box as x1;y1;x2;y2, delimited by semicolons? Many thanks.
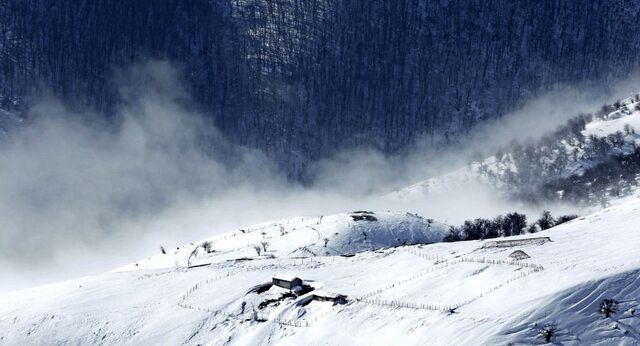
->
390;94;640;208
3;0;640;177
3;198;640;344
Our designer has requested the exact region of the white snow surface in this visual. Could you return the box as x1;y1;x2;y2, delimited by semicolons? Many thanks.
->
112;211;448;272
2;203;640;344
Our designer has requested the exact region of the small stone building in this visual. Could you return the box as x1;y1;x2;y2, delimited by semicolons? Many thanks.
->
508;250;531;260
272;274;303;289
312;290;347;304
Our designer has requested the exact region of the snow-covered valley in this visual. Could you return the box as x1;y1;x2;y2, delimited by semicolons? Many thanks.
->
2;203;640;345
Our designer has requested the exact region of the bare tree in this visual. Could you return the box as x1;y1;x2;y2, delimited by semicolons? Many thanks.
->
253;244;262;256
538;322;557;343
600;299;619;318
260;241;270;252
202;241;213;253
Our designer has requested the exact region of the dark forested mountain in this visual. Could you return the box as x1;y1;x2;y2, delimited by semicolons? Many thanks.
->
2;0;640;178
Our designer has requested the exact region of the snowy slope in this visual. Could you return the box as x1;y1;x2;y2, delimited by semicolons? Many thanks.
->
583;96;640;138
2;202;640;345
113;211;448;272
387;95;640;204
386;162;492;202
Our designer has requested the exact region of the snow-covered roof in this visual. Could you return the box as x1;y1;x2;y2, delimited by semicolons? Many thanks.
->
508;250;531;259
313;290;345;299
273;273;301;282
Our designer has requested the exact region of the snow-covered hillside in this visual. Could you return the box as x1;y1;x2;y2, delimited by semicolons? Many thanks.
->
114;211;448;272
2;202;640;344
388;94;640;207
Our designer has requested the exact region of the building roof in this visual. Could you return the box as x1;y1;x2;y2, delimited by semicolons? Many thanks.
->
313;290;346;299
508;250;531;259
273;273;301;282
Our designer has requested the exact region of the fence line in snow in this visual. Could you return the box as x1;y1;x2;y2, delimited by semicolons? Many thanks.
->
355;267;540;312
404;249;544;270
353;248;545;311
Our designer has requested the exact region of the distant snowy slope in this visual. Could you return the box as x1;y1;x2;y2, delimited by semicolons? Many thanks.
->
115;211;448;272
388;94;640;207
3;200;640;344
385;162;490;202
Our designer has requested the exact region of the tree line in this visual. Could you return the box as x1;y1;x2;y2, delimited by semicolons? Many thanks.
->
478;95;640;207
443;210;577;242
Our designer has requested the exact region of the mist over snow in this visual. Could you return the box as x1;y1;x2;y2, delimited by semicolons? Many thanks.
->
1;61;638;291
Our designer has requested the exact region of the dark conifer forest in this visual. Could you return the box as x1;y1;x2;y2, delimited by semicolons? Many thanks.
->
2;1;640;178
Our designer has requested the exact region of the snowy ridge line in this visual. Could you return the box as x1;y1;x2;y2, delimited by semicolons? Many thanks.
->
212;216;322;240
193;219;322;255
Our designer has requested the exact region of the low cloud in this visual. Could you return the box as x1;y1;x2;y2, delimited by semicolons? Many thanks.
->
0;61;632;291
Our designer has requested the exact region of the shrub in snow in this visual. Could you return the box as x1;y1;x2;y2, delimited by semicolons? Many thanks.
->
260;241;270;252
160;245;167;254
600;299;619;318
350;214;377;222
537;322;557;343
253;245;262;256
554;214;578;226
202;241;213;253
614;100;622;109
